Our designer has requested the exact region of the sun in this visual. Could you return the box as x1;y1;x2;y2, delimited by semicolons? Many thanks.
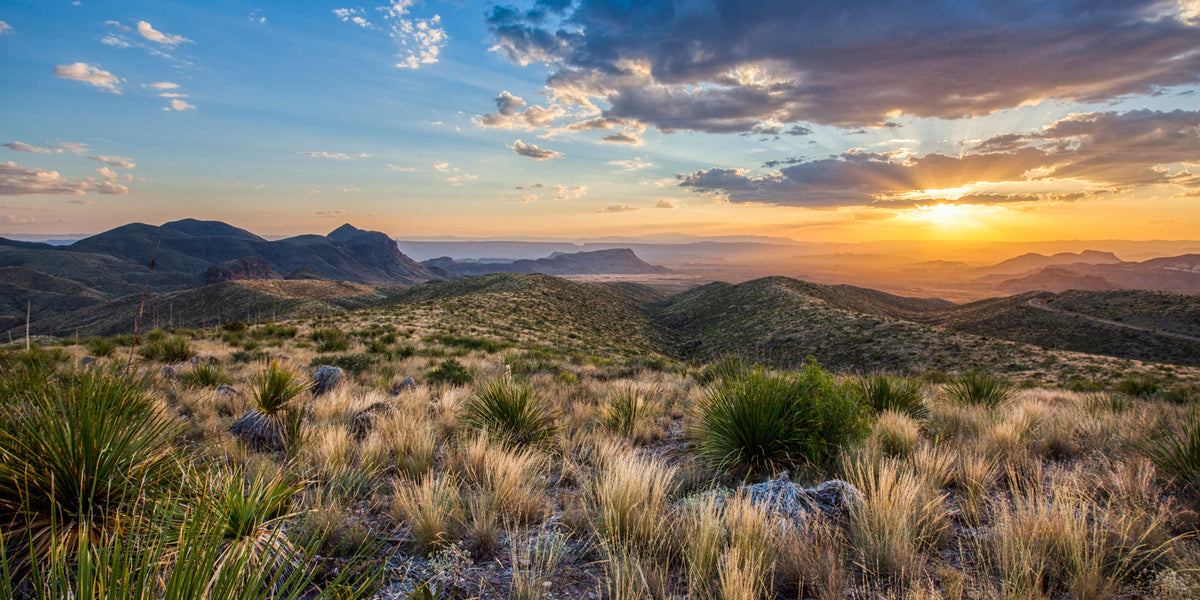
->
914;203;970;226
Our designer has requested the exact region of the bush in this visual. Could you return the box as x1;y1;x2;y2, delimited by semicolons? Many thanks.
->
138;336;196;363
1141;416;1200;492
463;379;556;446
856;374;929;420
698;356;758;385
600;384;654;439
427;358;472;386
229;360;309;452
692;363;869;475
1117;375;1162;397
322;353;375;376
311;328;351;353
83;337;117;358
945;371;1013;408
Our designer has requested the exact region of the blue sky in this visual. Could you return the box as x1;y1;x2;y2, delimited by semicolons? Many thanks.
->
1;1;1198;242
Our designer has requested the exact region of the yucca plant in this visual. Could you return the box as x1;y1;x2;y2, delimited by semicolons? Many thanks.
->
229;360;309;452
692;364;868;475
462;378;556;446
83;337;118;358
1140;416;1200;492
202;466;303;580
0;367;183;569
138;336;196;363
599;384;653;438
180;362;233;389
945;371;1013;408
856;374;929;420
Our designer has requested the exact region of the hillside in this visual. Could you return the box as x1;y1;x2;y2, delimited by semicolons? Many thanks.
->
422;248;669;277
985;254;1200;295
1043;289;1200;339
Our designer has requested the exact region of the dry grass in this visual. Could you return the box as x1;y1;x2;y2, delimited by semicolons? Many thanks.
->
454;430;547;525
391;472;463;556
845;457;950;583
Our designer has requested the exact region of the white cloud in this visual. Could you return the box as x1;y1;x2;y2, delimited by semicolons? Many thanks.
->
53;63;122;93
599;204;640;213
300;151;370;159
159;92;188;98
655;199;677;209
608;158;653;170
2;215;38;225
387;164;416;172
511;139;564;161
167;99;196;111
4;141;88;155
339;187;361;193
94;166;120;183
553;184;587;200
0;21;12;35
136;21;191;46
602;132;642;145
333;8;372;28
336;2;447;70
521;194;538;202
433;161;452;172
445;174;478;185
0;161;129;196
104;20;131;32
90;155;135;168
148;81;179;90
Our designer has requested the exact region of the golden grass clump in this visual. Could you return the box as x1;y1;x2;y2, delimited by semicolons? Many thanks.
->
868;410;922;458
391;472;463;556
453;430;547;524
587;447;677;553
844;457;949;583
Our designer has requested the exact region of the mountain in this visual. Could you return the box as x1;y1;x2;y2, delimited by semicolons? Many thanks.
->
422;248;669;277
977;250;1123;276
989;254;1200;295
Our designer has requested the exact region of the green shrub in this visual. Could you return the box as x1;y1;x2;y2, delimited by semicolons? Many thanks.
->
311;328;351;353
856;374;929;420
181;362;233;389
319;353;375;376
463;379;557;446
698;356;758;385
426;358;472;386
1117;375;1162;397
231;349;268;363
229;360;309;452
600;384;651;437
1141;416;1200;491
692;363;869;475
83;337;117;358
138;336;196;363
945;371;1013;408
224;321;248;332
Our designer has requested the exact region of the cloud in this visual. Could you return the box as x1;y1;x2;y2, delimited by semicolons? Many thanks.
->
159;92;187;98
0;21;11;35
599;204;639;213
104;20;131;32
521;194;538;202
387;164;416;172
337;2;448;69
148;81;179;90
511;139;564;160
476;91;565;129
0;161;129;196
2;215;38;225
602;132;642;145
433;162;452;172
607;158;652;170
515;183;544;189
5;141;88;155
445;174;478;185
136;21;190;46
300;151;371;159
314;209;346;216
53;63;122;93
487;0;1200;133
167;99;196;111
553;184;586;200
90;156;135;168
655;199;677;209
677;109;1200;208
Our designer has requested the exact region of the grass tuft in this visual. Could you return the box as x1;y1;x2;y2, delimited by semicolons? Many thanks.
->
945;371;1014;408
462;378;556;446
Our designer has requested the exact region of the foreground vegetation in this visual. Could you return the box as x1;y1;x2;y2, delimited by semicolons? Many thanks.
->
3;308;1200;599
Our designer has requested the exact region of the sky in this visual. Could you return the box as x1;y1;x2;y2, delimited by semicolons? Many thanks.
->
0;0;1198;243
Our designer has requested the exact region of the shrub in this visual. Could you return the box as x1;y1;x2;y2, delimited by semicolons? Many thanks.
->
1117;374;1162;397
229;360;309;452
945;371;1013;408
462;379;556;446
845;458;949;582
0;367;183;566
856;374;928;420
1140;416;1200;492
600;384;654;439
323;353;375;376
692;363;868;474
426;358;472;386
181;362;233;388
311;328;351;353
587;450;676;551
203;466;302;575
83;337;117;358
698;356;758;385
138;336;196;363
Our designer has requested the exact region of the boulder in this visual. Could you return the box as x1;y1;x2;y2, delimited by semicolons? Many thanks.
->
311;365;345;397
391;376;417;394
350;401;393;440
739;472;862;522
216;384;238;398
159;365;176;378
79;356;97;368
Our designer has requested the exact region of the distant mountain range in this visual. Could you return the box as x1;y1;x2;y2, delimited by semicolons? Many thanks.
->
422;248;669;277
972;253;1200;295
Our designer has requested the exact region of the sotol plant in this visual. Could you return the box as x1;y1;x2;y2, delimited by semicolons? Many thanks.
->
229;360;309;452
462;378;556;446
945;371;1013;408
856;374;929;420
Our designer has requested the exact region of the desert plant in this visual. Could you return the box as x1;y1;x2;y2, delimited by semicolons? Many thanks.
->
203;466;303;577
228;360;309;452
454;431;546;525
83;337;117;358
845;457;949;582
0;367;183;567
698;355;758;385
1117;374;1162;397
587;449;676;552
856;374;929;420
510;526;569;600
426;358;472;386
1141;415;1200;492
945;371;1013;408
692;364;868;474
462;378;556;446
600;384;658;441
181;362;233;389
868;410;922;458
138;336;196;363
391;473;463;556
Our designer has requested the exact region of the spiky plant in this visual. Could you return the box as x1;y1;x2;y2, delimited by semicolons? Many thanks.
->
1140;415;1200;492
462;378;556;446
856;374;929;420
945;371;1013;408
180;362;233;389
203;466;303;580
229;360;309;452
599;384;652;438
83;337;117;358
0;366;182;568
138;336;196;363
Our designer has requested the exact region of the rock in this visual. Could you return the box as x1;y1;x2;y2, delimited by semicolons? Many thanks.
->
738;473;862;522
350;401;393;440
159;366;176;378
311;365;345;397
391;376;417;394
189;356;203;364
79;356;97;367
216;384;238;397
229;409;284;452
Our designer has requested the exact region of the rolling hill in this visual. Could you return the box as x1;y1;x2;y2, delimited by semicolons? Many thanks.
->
422;248;669;277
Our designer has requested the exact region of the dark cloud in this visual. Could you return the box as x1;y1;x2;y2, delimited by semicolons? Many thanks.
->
601;132;641;144
678;109;1200;208
488;1;1200;133
511;139;565;160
